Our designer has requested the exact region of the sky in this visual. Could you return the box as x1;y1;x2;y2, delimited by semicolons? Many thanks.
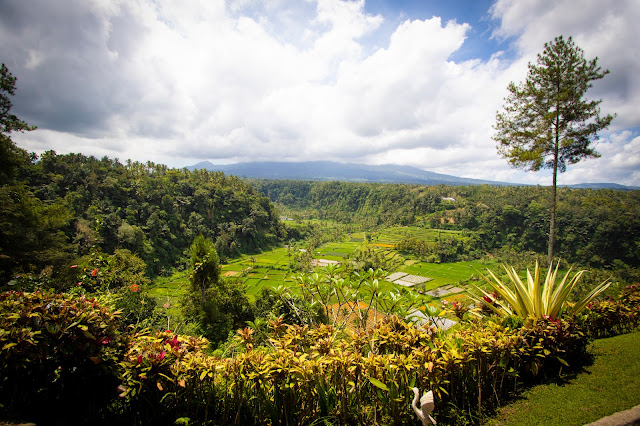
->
1;0;639;186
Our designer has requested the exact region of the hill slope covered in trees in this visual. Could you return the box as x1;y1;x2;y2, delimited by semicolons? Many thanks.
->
1;150;284;285
252;179;640;280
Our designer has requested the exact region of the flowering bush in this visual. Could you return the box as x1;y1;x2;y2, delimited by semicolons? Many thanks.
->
2;286;637;425
579;284;640;338
117;330;217;424
112;315;591;425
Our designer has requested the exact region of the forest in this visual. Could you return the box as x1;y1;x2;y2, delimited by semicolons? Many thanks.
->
3;150;638;292
253;179;640;280
1;150;285;284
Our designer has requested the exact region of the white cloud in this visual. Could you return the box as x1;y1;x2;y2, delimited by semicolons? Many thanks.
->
555;131;640;186
491;0;640;129
3;0;640;186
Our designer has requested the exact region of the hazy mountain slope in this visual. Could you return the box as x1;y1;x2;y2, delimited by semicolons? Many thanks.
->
187;160;638;189
187;161;514;186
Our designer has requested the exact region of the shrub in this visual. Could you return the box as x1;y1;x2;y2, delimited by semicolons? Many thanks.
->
0;290;123;424
3;286;636;425
472;262;610;319
113;315;591;425
114;283;158;329
579;284;640;338
117;329;216;425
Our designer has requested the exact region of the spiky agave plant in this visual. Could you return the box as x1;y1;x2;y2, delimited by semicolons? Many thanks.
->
472;261;610;319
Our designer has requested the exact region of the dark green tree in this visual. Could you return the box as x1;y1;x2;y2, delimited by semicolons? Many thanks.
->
189;234;221;304
1;63;35;185
494;36;615;266
182;235;253;346
0;64;73;285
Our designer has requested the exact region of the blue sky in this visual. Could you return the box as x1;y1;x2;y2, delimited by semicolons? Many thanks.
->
1;0;639;186
364;0;506;61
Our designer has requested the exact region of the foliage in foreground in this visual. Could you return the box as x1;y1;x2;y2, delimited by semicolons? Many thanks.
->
580;283;640;338
1;285;638;425
472;261;610;319
0;290;124;424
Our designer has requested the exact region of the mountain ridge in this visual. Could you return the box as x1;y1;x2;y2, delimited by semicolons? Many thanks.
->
186;160;638;190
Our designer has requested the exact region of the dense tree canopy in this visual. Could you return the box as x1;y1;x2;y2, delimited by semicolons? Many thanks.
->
0;63;68;284
1;148;284;286
255;179;640;277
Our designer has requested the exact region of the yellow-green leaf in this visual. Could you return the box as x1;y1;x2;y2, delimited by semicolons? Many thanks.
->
368;377;388;391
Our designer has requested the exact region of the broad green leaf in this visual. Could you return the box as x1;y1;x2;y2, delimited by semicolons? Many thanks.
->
368;377;389;391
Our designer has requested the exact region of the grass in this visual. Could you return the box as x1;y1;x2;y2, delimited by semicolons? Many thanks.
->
371;225;469;244
486;331;640;426
148;223;498;310
402;259;497;288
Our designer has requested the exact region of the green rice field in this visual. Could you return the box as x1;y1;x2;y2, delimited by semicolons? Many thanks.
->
149;224;494;306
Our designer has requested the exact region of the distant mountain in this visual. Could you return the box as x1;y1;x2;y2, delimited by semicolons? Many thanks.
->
186;160;638;190
186;161;516;186
565;182;639;190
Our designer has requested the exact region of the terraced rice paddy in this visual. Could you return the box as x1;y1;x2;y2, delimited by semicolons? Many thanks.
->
149;224;496;307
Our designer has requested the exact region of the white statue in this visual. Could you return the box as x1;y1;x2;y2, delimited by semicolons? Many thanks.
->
411;388;436;425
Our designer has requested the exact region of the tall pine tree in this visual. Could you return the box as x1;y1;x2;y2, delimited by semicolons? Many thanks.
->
494;36;615;266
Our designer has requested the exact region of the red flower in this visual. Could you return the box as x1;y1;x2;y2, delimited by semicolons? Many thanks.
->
91;268;99;277
77;282;82;286
129;284;139;292
97;337;112;345
70;265;78;269
137;355;143;364
157;351;166;361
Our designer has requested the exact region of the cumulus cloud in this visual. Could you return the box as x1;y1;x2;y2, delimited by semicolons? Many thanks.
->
2;0;639;185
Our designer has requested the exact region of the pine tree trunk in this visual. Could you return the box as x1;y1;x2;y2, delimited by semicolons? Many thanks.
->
548;171;557;267
548;115;560;267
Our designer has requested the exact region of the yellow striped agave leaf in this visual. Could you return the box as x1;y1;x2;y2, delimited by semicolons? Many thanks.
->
472;261;610;319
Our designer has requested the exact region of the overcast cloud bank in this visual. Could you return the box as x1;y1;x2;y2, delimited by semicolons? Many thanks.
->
1;0;638;186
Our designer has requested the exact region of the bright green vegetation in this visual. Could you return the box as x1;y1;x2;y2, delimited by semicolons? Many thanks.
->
253;179;640;283
191;226;491;300
474;262;610;319
374;226;471;243
487;331;640;426
147;224;490;307
148;271;189;313
401;259;494;289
